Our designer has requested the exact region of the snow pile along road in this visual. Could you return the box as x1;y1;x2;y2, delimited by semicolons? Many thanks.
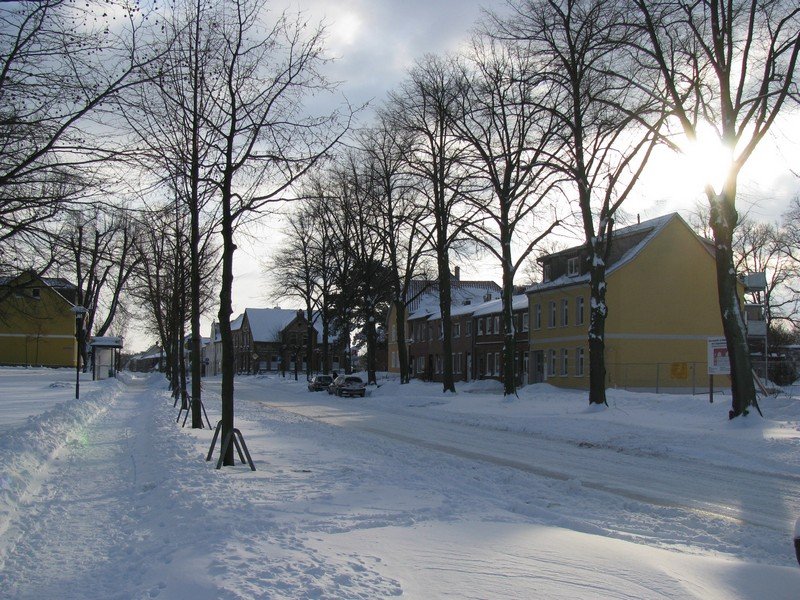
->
0;369;122;547
1;367;800;599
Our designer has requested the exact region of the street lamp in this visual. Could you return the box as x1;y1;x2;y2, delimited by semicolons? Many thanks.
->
71;305;88;399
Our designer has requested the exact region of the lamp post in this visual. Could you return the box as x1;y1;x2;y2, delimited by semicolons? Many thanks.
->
71;305;88;399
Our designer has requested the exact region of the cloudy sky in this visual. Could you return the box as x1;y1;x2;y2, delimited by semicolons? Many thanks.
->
128;0;800;351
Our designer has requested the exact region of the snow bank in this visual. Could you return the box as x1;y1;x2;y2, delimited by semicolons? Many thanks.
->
0;373;124;543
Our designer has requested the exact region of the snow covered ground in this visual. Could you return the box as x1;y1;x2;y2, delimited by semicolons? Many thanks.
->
0;367;799;599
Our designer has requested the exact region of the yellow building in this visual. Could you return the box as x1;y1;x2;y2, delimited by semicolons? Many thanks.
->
528;213;731;391
0;272;80;367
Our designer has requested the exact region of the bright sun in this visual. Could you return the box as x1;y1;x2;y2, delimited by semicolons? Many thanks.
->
676;122;735;196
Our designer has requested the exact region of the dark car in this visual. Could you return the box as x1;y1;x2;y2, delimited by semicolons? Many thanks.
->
308;375;334;392
330;375;366;398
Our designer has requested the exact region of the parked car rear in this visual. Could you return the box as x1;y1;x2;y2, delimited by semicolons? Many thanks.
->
330;375;366;398
308;375;333;392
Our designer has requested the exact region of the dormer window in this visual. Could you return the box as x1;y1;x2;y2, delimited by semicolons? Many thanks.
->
31;287;41;299
543;264;551;282
567;257;580;277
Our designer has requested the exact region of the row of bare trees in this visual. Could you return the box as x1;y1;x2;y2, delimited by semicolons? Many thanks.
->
1;0;348;467
2;0;798;426
274;0;799;421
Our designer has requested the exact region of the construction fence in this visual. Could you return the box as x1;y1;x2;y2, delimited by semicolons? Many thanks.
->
605;359;798;394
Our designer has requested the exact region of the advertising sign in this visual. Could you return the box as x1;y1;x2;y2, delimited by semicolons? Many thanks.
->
707;337;730;375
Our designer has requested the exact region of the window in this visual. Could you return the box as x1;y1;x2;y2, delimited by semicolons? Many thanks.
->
561;298;569;327
485;317;492;335
436;355;442;374
567;256;580;276
428;325;433;341
522;312;529;332
453;321;461;338
548;301;556;328
417;356;425;372
549;349;557;377
523;351;529;378
576;296;585;326
487;353;494;376
31;287;41;299
493;316;500;334
534;304;541;329
454;353;462;374
543;264;551;282
576;347;585;376
477;319;484;336
561;348;569;375
494;352;500;376
392;351;399;368
466;321;472;337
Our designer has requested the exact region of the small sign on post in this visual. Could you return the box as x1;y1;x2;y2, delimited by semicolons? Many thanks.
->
707;337;730;403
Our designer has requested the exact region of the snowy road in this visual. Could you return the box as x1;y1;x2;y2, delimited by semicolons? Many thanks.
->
225;377;800;566
2;370;799;598
256;391;797;530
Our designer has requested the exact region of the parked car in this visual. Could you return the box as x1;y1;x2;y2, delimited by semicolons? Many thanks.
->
308;375;334;392
330;375;366;398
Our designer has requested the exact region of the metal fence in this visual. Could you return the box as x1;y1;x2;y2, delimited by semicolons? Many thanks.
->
606;361;717;394
605;359;799;394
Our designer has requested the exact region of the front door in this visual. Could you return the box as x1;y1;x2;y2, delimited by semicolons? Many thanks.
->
532;350;545;383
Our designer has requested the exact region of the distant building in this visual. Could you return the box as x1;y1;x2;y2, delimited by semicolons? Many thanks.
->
0;271;81;367
392;270;503;381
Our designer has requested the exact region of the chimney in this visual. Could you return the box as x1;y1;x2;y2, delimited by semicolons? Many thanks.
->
454;266;460;281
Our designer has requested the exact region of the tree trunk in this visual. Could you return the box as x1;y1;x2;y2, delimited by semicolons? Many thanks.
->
189;0;204;429
501;265;516;396
394;299;410;384
709;184;755;418
588;253;608;405
218;187;236;466
366;316;377;385
437;248;455;393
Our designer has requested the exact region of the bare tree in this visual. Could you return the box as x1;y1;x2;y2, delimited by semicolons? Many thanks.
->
492;0;666;405
123;0;224;427
268;204;318;380
359;114;433;384
57;208;141;369
209;0;348;466
0;1;160;274
388;55;477;393
633;0;800;418
453;34;566;395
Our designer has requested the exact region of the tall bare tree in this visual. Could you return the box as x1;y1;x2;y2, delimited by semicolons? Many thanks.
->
493;0;666;405
453;34;566;395
359;114;433;384
123;0;224;427
209;0;347;466
388;55;476;393
0;1;160;275
633;0;800;418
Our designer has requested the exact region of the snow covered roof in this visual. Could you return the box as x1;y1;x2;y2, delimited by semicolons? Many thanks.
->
408;284;502;321
245;307;300;342
89;336;124;348
405;278;502;315
526;213;681;294
472;295;528;317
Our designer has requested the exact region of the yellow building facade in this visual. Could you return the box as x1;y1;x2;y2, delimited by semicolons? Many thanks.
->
528;214;729;391
0;272;79;367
